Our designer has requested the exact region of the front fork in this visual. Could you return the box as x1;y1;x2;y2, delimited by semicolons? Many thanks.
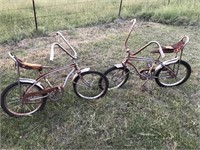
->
72;68;91;86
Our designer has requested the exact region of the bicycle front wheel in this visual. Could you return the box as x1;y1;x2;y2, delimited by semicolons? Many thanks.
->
104;66;130;90
1;82;47;117
155;60;191;87
73;71;108;100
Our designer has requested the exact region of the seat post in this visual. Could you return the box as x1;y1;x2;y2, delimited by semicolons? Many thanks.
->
15;60;20;80
15;61;22;99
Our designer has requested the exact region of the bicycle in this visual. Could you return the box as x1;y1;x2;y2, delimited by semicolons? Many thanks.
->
1;32;109;117
100;19;191;92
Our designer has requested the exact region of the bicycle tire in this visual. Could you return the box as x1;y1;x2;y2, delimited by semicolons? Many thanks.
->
1;82;47;117
155;60;191;87
103;66;130;90
73;71;108;100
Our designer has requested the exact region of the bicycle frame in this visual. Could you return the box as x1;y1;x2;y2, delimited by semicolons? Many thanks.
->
118;54;180;81
123;43;164;78
118;19;190;77
9;53;91;102
114;19;165;80
8;31;92;102
111;19;190;92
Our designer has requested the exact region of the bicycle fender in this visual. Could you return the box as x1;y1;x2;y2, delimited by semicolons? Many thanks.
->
114;64;124;68
155;58;179;72
19;78;44;89
72;68;90;81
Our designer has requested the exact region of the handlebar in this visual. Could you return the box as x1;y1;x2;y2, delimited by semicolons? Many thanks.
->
143;41;165;58
9;52;17;63
124;18;165;58
50;32;77;61
125;19;136;50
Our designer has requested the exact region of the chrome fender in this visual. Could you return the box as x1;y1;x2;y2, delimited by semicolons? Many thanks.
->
72;68;90;81
155;58;179;72
19;78;44;90
114;64;124;68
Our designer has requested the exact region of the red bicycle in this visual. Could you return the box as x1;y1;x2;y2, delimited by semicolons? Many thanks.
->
1;32;109;117
101;19;191;92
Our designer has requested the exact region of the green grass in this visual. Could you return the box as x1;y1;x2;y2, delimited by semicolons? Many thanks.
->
0;20;200;149
0;0;200;43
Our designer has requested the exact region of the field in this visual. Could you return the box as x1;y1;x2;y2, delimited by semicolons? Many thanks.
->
0;0;200;43
0;0;200;149
1;19;200;149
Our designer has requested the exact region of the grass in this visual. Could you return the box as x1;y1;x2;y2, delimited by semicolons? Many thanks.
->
0;0;200;43
0;20;200;149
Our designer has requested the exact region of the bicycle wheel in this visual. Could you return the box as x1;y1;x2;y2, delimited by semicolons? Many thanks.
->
1;82;47;117
103;66;130;90
155;60;191;87
73;71;108;100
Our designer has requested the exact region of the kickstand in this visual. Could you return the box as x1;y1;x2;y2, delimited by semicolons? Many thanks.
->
141;80;148;92
141;79;153;95
148;79;153;95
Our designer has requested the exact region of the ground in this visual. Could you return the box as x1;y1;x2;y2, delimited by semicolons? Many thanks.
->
0;19;200;149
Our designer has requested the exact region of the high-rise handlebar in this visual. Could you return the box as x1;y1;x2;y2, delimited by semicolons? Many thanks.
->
125;19;136;50
50;32;78;61
124;19;165;58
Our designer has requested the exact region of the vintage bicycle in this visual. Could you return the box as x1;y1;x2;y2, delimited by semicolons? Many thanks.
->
1;32;109;117
100;19;191;92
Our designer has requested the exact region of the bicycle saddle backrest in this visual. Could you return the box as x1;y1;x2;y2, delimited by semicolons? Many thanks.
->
151;38;186;54
164;39;185;53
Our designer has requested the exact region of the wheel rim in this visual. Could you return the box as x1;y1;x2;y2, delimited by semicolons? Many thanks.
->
157;63;187;86
75;72;107;99
106;68;128;90
4;83;44;116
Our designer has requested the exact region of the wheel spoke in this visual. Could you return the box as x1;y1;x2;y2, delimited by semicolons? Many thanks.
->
1;82;46;117
104;67;129;89
155;60;191;87
73;71;108;99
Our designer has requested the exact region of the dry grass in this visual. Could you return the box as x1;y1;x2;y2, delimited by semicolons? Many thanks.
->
0;20;200;149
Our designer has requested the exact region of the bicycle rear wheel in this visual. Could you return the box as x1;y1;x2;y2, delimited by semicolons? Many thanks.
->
103;66;129;90
155;60;191;87
73;71;108;100
1;82;47;117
